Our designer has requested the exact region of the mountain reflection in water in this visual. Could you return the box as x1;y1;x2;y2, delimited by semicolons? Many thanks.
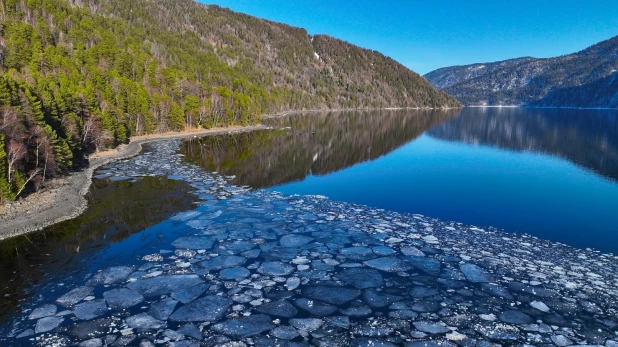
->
181;108;618;254
181;109;459;188
183;108;618;188
428;107;618;182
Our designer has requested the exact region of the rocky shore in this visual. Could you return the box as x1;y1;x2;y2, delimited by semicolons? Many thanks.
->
0;126;268;241
3;140;617;346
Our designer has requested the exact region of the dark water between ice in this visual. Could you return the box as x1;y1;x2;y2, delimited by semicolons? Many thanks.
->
0;176;196;322
182;108;618;254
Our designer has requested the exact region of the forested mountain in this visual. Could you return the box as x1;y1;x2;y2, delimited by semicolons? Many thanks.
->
425;57;535;90
424;35;618;107
0;0;459;203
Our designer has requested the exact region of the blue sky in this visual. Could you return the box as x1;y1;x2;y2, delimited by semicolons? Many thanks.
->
198;0;618;74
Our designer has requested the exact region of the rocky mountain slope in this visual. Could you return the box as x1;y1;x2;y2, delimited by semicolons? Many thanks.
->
424;35;618;107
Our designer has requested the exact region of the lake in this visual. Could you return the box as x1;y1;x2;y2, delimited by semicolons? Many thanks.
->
182;107;618;254
2;108;618;346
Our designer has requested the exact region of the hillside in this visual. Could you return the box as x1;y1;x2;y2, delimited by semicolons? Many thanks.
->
425;57;535;90
424;35;618;107
0;0;459;203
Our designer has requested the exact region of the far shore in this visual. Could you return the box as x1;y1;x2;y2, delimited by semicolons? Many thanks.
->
0;124;270;241
261;106;461;119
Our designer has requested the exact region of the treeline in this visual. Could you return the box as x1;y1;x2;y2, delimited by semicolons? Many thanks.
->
0;0;458;202
530;71;618;108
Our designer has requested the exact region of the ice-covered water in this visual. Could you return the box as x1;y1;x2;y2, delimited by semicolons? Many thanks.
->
3;140;617;346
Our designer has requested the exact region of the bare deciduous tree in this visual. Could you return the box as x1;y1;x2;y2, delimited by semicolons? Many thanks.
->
6;140;26;184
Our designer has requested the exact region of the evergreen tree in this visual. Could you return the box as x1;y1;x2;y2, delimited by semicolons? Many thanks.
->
0;77;12;106
170;103;184;131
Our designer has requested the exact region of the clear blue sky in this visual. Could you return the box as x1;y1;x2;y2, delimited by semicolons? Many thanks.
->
197;0;618;74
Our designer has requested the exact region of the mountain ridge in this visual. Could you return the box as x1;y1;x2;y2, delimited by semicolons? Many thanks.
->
424;35;618;107
0;0;458;202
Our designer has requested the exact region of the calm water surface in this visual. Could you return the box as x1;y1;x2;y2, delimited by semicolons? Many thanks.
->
183;108;618;253
0;108;616;338
0;176;196;322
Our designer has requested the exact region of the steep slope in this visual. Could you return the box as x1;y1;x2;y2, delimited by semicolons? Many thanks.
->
0;0;459;202
530;71;618;108
425;57;535;90
424;35;618;106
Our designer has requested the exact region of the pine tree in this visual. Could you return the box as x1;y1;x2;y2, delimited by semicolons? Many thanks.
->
21;87;45;126
44;126;72;171
0;77;11;106
184;95;199;129
170;103;184;131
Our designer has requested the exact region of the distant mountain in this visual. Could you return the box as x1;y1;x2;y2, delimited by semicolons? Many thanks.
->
424;35;618;107
425;57;536;90
0;0;458;202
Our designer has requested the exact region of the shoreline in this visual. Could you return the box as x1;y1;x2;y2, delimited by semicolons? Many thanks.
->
0;124;270;241
463;105;618;110
3;139;617;345
261;106;461;119
0;106;460;241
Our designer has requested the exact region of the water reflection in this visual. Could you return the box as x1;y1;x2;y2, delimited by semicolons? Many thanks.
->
181;109;459;188
0;176;196;323
181;108;618;253
429;107;618;182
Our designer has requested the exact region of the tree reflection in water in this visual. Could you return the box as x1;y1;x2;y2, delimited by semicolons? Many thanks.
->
181;109;459;188
0;176;196;323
